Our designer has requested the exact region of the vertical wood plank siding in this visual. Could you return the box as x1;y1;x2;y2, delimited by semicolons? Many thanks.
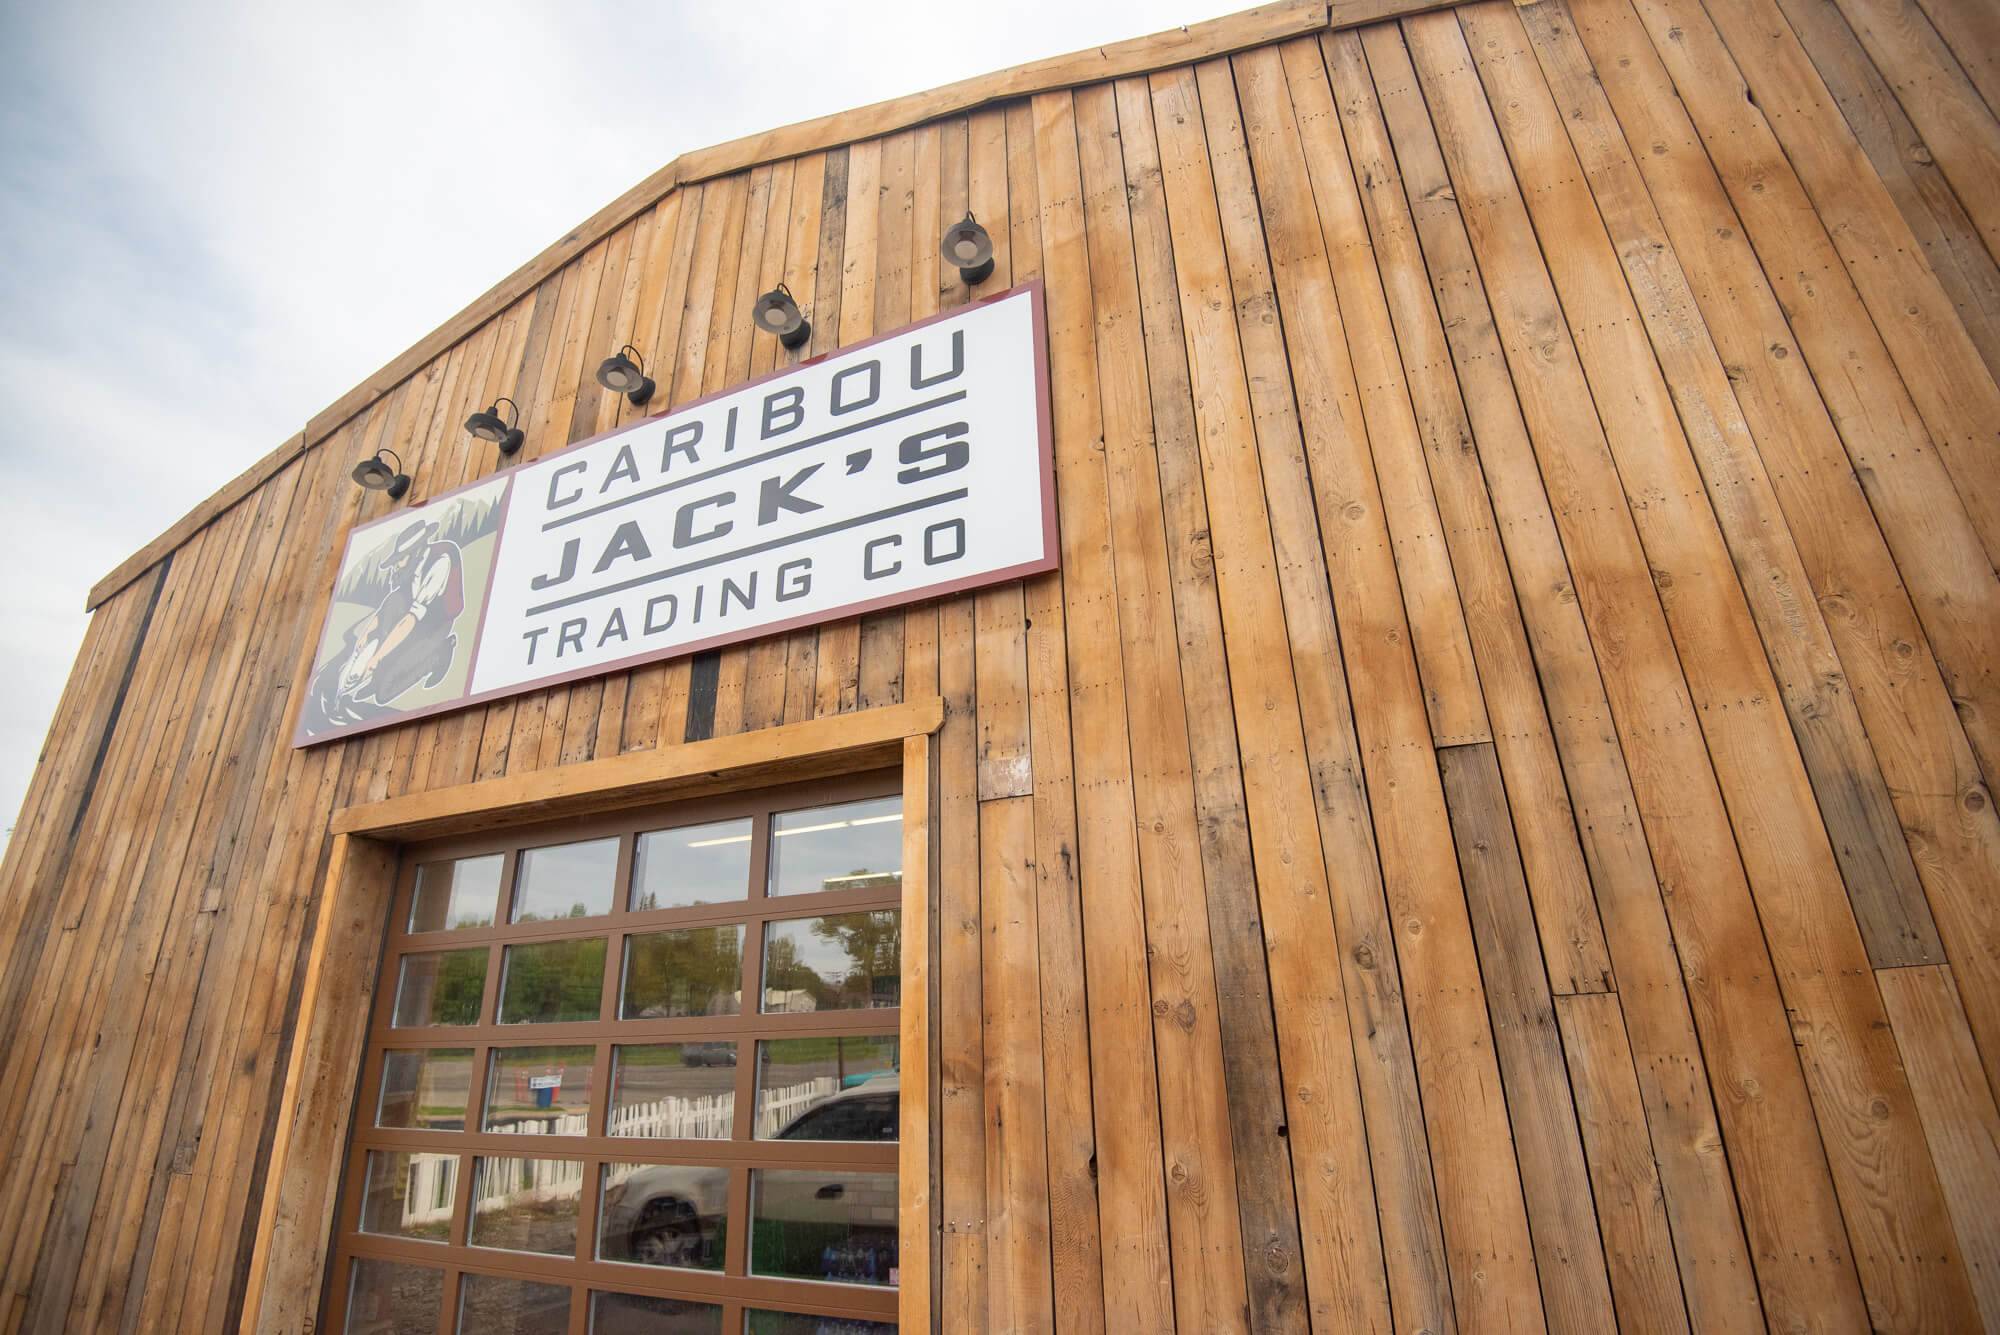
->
6;2;2000;1329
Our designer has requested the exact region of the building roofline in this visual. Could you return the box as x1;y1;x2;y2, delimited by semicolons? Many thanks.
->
87;0;1443;610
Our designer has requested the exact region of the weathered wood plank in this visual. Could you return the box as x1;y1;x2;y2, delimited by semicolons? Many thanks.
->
969;102;1055;1335
900;732;937;1335
242;833;399;1335
1071;81;1303;1335
1552;0;2000;1129
335;698;940;837
1437;742;1618;1333
1435;0;1986;1309
1184;51;1544;1331
1391;10;1866;1327
1780;0;2000;381
1667;0;2000;570
1124;59;1452;1334
1276;32;1613;996
1614;0;2000;793
1471;0;1942;969
977;794;1055;1333
1824;0;2000;269
1550;991;1693;1335
1914;0;2000;118
1875;964;2000;1331
1077;77;1315;1335
1032;84;1179;1335
1244;44;1493;754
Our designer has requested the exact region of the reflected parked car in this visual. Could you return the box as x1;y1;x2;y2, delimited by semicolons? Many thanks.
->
601;1076;899;1281
599;1166;729;1269
681;1041;737;1068
773;1073;897;1142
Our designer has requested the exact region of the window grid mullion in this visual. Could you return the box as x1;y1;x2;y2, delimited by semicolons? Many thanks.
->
333;772;903;1334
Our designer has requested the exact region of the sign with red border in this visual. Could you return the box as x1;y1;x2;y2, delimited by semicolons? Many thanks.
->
294;281;1054;747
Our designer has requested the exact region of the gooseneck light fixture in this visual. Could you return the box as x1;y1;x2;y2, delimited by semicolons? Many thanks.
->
595;345;656;407
753;283;811;350
465;397;525;456
351;448;411;501
941;212;995;285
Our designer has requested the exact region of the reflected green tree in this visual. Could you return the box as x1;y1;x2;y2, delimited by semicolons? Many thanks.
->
500;939;606;1024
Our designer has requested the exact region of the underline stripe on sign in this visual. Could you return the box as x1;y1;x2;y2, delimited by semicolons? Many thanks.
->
540;390;969;532
523;487;972;617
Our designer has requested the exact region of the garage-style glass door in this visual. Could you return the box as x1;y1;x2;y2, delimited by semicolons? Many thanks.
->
326;773;904;1335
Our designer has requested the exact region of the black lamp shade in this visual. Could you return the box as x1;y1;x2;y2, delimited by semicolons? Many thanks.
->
754;286;811;349
596;348;656;406
466;403;525;455
941;215;995;285
351;451;411;501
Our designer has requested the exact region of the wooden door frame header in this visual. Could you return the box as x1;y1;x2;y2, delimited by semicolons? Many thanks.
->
87;0;1452;612
240;696;943;1333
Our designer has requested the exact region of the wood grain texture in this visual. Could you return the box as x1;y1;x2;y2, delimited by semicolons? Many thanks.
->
1329;28;1767;1330
10;4;2000;1331
1438;742;1616;1333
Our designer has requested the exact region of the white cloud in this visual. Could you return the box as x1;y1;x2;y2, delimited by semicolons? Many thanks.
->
0;0;1242;839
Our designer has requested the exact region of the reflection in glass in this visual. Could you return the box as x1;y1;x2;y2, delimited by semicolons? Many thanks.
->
512;837;620;923
749;1168;899;1287
632;819;752;911
620;925;742;1020
760;912;900;1013
484;1046;595;1134
358;1150;456;1243
345;1257;443;1334
456;1272;569;1335
756;1036;899;1140
391;949;488;1027
597;1163;729;1270
467;1155;581;1256
745;1312;895;1335
498;939;606;1024
408;854;503;932
768;797;902;897
377;1049;472;1131
609;1044;736;1140
588;1291;723;1335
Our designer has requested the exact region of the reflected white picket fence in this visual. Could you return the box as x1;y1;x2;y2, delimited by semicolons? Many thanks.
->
754;1076;839;1138
399;1077;840;1229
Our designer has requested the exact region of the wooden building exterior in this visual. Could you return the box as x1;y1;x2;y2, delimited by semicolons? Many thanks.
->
3;0;1999;1328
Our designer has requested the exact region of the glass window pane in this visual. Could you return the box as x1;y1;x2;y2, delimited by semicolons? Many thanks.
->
468;1155;582;1256
620;925;743;1020
377;1048;472;1131
768;797;902;897
409;854;503;932
749;1168;899;1287
745;1313;894;1335
357;1149;456;1243
392;949;488;1028
345;1257;443;1335
632;819;752;911
499;939;606;1025
588;1291;723;1335
760;912;900;1013
484;1046;595;1134
512;837;620;923
609;1044;736;1140
456;1272;570;1335
597;1163;729;1270
756;1036;899;1141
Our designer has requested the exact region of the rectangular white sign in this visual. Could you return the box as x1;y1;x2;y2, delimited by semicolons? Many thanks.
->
294;282;1053;746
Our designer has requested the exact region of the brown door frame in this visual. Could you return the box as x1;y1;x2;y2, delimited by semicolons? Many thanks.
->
240;696;942;1334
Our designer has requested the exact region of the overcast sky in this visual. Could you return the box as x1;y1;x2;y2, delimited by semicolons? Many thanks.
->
0;0;1243;841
